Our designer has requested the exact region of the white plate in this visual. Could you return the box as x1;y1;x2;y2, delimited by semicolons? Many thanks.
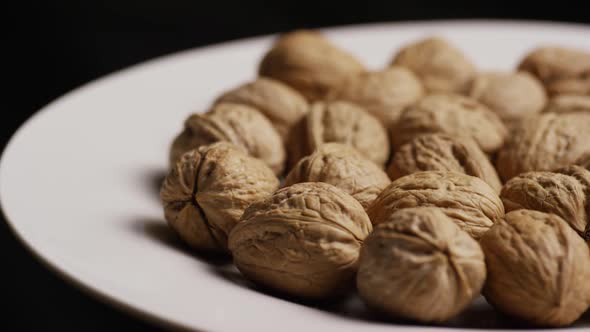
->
2;20;590;332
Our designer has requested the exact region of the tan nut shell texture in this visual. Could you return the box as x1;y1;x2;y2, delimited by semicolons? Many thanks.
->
576;153;590;170
357;207;485;323
169;103;286;175
228;182;372;299
388;134;502;193
215;77;309;141
501;166;590;241
160;142;279;252
368;171;504;239
544;95;590;114
391;37;476;93
285;143;391;210
480;210;590;327
496;112;590;181
393;94;507;154
258;30;365;101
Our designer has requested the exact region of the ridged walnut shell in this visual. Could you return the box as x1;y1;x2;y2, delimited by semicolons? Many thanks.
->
285;143;391;210
392;94;508;154
214;77;309;141
496;112;590;181
169;103;286;175
544;95;590;114
500;166;590;241
160;142;279;252
480;210;590;327
228;182;372;299
391;37;476;93
287;101;390;169
388;134;502;193
468;71;547;123
518;47;590;96
258;30;365;101
576;153;590;170
357;207;485;323
326;66;424;127
368;171;504;239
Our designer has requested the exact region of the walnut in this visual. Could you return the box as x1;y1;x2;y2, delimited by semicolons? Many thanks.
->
169;103;286;175
544;94;590;114
357;207;485;323
284;143;390;210
468;71;547;123
500;165;590;241
368;171;504;239
214;77;309;141
326;66;424;127
287;101;389;169
518;47;590;96
228;182;372;299
392;94;508;154
258;30;365;101
576;153;590;170
391;37;476;93
480;209;590;327
388;134;502;193
160;142;279;252
496;112;590;181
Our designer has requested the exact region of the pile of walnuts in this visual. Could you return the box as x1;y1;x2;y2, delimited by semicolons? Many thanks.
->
160;30;590;327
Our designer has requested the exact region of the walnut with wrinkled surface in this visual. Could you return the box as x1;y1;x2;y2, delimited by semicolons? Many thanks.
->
326;66;424;127
228;182;372;299
388;134;502;193
160;142;279;252
169;103;286;175
480;209;590;327
496;112;590;181
357;207;485;323
576;153;590;170
259;30;366;101
368;171;504;239
392;94;508;154
285;143;390;210
544;95;590;114
500;165;590;241
391;37;476;93
214;77;309;141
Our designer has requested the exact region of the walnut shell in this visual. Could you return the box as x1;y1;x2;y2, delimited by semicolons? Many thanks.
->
496;112;590;181
228;182;372;299
391;37;476;93
169;103;286;175
326;66;424;127
544;94;590;114
285;143;390;210
480;209;590;327
287;101;390;169
388;134;502;193
258;30;365;101
576;153;590;170
214;77;309;141
357;207;485;323
468;71;547;123
368;171;504;239
160;142;279;252
392;94;508;154
518;47;590;96
500;165;590;241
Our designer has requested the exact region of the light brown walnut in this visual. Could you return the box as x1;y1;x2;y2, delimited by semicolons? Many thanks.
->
496;112;590;181
160;142;279;252
169;103;286;175
544;95;590;114
285;143;391;210
391;37;476;93
258;30;366;101
367;171;504;239
388;134;502;193
228;182;372;299
480;210;590;327
576;153;590;170
392;94;507;154
215;77;309;141
357;207;485;323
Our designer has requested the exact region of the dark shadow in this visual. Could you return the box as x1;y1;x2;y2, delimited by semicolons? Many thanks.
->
143;168;167;202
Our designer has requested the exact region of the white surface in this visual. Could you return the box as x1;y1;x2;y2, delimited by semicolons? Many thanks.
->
1;20;590;332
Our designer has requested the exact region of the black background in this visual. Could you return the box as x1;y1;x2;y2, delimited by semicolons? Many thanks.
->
3;1;590;330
